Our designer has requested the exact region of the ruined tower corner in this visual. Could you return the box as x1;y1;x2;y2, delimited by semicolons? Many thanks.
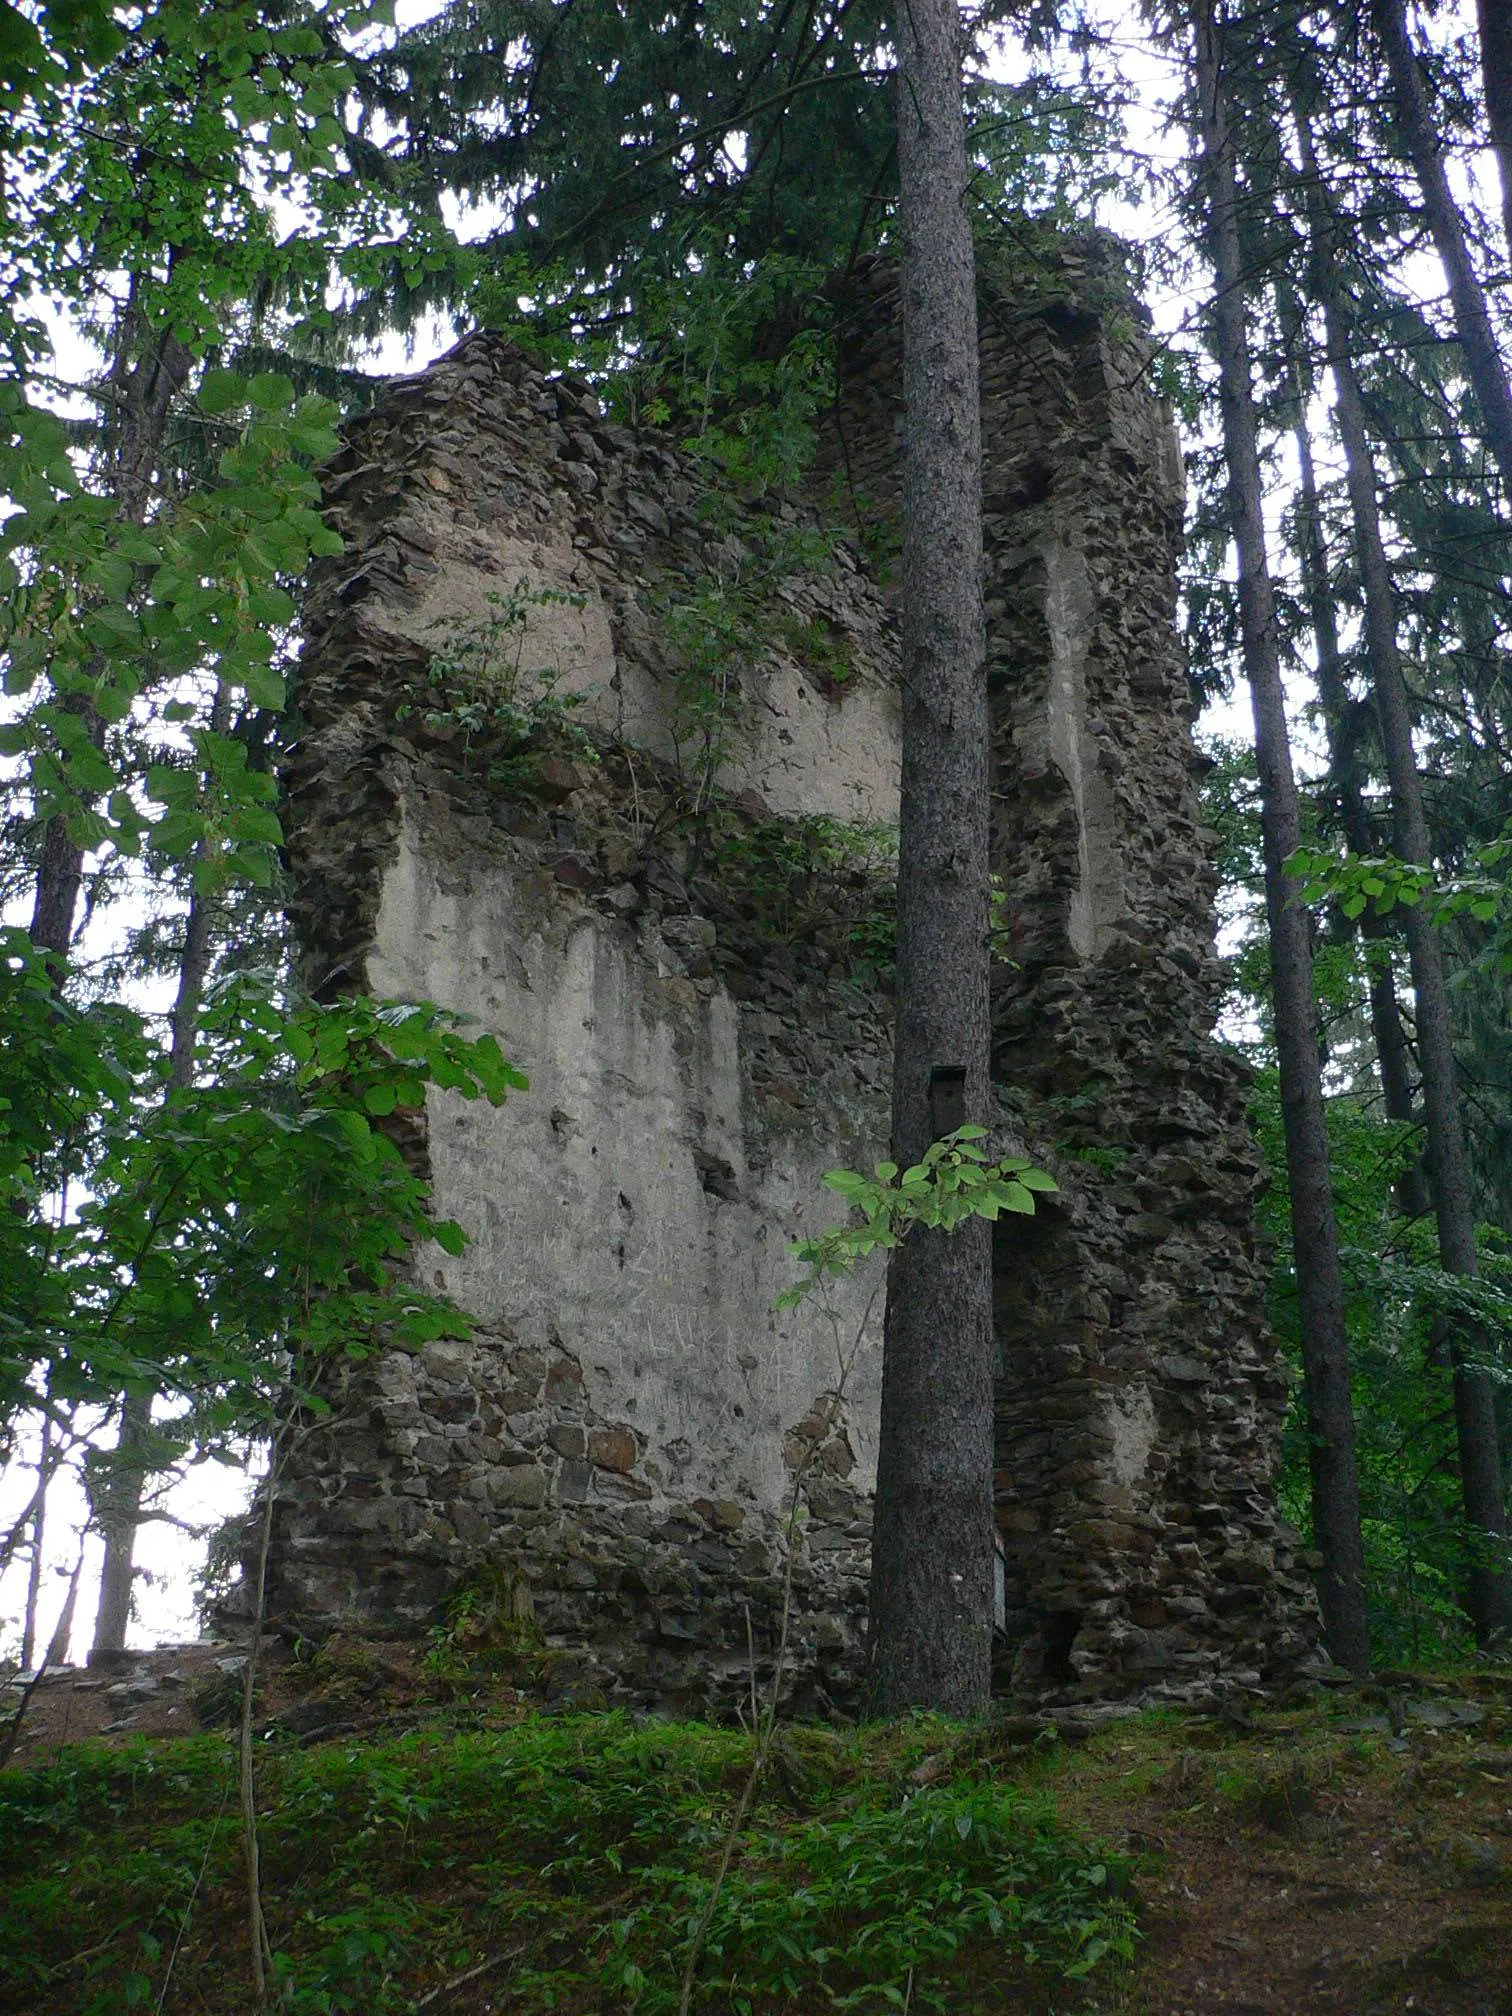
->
267;246;1321;1714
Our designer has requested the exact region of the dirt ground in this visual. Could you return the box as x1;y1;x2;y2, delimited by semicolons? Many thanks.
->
4;1647;1510;2015
1;1634;432;1762
1054;1674;1512;2016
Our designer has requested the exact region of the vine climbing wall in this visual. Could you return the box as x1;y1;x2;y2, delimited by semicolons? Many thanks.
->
269;237;1319;1709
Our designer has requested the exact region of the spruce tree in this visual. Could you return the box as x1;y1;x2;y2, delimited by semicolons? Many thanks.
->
1191;0;1370;1673
867;0;994;1716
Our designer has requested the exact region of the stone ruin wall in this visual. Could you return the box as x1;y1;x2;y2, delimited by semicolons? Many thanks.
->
271;242;1319;1710
274;330;903;1713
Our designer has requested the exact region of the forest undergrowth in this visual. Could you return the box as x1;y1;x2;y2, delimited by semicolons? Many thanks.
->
2;1646;1509;2016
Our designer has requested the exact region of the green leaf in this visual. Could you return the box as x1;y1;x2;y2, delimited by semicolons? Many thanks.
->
198;369;249;416
433;1219;467;1257
3;644;44;696
85;553;135;597
239;661;286;710
339;1109;372;1145
84;605;141;649
247;583;296;626
231;804;284;845
248;371;296;411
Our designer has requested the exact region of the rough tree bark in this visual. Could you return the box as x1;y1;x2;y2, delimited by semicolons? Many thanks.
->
866;0;994;1715
1193;0;1370;1673
1293;136;1512;1643
1475;0;1512;265
1370;0;1512;494
89;1394;152;1659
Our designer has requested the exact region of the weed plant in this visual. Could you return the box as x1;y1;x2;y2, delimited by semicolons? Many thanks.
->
395;584;599;792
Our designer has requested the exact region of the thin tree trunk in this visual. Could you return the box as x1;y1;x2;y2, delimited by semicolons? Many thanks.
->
867;0;993;1715
89;685;228;1658
29;284;190;973
20;1414;51;1673
1295;141;1512;1642
1370;0;1512;493
28;796;94;964
1193;0;1370;1673
0;1544;83;1766
1286;381;1427;1211
44;1545;83;1670
1476;0;1512;267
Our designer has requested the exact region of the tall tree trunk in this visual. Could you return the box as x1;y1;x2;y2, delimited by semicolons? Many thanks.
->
1294;140;1512;1643
89;686;228;1659
1370;0;1512;493
43;1550;83;1671
89;1391;151;1659
1286;376;1427;1212
867;0;993;1716
1476;0;1512;266
1193;0;1370;1673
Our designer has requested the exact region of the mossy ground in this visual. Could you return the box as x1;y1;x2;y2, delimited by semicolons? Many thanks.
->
2;1654;1509;2015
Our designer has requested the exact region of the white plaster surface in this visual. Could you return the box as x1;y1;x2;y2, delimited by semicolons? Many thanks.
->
369;818;885;1520
1022;537;1126;959
1104;1384;1157;1494
365;512;900;829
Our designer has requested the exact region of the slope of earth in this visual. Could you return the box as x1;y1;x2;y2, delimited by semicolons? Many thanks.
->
1;1648;1508;2015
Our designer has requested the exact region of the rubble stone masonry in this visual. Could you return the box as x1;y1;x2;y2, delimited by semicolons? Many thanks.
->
270;237;1319;1710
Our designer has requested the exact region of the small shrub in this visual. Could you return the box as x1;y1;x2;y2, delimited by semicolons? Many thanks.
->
396;585;599;792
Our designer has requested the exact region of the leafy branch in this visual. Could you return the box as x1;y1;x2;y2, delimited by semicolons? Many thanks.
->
779;1125;1059;1311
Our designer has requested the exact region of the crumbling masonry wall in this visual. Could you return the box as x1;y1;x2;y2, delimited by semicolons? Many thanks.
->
819;248;1318;1695
271;242;1318;1708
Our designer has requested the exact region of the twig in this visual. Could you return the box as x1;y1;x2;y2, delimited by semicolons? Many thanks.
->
675;1276;875;2015
411;1941;529;2011
240;1438;282;2009
20;1408;52;1671
155;1771;233;2015
36;1919;140;1980
743;1602;759;1734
